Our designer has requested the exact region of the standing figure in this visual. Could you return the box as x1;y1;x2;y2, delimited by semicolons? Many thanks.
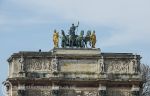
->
90;31;96;48
69;22;79;36
19;55;24;72
53;30;59;48
68;22;79;47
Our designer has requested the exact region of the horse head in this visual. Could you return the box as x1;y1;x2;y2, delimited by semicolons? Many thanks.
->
80;30;84;37
86;30;91;36
61;30;65;36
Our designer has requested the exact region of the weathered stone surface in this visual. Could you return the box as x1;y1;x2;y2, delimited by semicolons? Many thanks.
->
108;87;131;96
59;59;99;72
5;48;142;96
52;48;101;56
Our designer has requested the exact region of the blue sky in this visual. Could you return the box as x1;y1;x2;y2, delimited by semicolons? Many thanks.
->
0;0;150;95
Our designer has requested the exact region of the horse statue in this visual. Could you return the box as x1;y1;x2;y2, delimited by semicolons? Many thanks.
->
59;23;96;48
76;30;85;48
61;30;78;48
61;30;92;48
61;30;67;48
84;30;91;48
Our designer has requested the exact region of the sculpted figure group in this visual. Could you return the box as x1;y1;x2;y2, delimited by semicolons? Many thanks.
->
53;23;96;48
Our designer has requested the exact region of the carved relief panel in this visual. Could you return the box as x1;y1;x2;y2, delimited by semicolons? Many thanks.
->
25;58;52;72
105;56;140;74
105;59;131;74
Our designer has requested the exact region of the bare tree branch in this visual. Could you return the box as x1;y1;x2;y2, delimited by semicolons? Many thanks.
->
141;64;150;96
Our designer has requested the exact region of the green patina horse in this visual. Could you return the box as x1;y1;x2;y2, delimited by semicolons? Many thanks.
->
61;30;92;48
76;30;85;48
61;30;67;48
84;30;91;48
61;30;78;48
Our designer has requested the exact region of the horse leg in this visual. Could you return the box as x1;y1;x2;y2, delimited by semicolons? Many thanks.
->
84;41;87;48
68;37;71;47
89;41;91;47
70;39;73;47
71;40;73;47
81;40;85;48
61;41;63;48
77;39;79;48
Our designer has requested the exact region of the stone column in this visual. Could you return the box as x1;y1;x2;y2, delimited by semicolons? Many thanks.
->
98;56;105;73
52;83;59;96
98;84;107;96
51;56;58;72
19;55;26;77
19;55;24;72
12;59;14;78
131;85;140;96
132;55;139;74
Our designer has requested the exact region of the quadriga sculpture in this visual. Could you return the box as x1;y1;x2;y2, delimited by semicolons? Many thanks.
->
53;23;96;48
